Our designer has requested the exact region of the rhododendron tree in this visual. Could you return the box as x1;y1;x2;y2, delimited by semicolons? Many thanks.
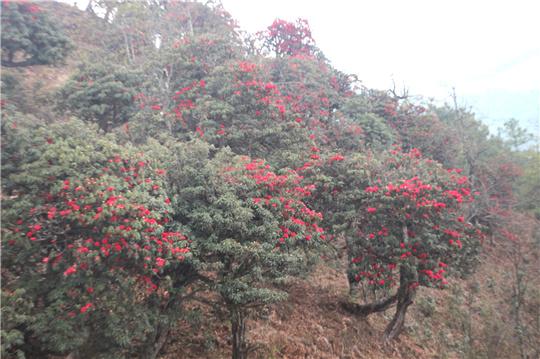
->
258;18;317;57
132;58;314;167
341;148;482;340
260;34;364;155
339;99;395;150
1;1;72;67
193;60;311;164
1;119;193;358
128;31;243;138
2;153;192;357
166;142;325;359
381;100;461;166
114;1;243;142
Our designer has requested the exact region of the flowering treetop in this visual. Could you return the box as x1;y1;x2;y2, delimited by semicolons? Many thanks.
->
347;147;483;290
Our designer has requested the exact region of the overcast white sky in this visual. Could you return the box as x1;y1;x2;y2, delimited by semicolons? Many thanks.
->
224;0;539;94
61;0;540;133
221;0;540;133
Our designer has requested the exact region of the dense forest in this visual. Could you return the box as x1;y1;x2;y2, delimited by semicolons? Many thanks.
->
1;1;539;358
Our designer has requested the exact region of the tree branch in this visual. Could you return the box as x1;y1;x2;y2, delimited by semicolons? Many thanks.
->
341;293;398;316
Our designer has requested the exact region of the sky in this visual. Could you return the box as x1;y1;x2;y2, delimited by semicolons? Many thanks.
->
60;0;540;135
221;0;540;135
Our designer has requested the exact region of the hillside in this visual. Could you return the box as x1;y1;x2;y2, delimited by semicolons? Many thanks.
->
159;243;539;359
1;2;538;359
1;1;111;117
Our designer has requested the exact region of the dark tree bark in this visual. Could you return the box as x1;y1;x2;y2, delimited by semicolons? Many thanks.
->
1;58;38;68
144;323;171;359
143;266;201;359
383;265;417;341
85;0;94;14
231;308;248;359
341;293;398;316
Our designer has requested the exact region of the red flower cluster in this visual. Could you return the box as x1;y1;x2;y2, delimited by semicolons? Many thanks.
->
349;148;482;289
7;155;190;314
262;18;315;57
225;158;325;246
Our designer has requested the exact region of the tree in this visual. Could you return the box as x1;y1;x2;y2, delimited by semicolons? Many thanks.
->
340;99;395;150
500;217;540;359
258;18;317;57
192;60;309;164
329;148;482;340
57;63;141;132
514;149;540;218
167;144;325;359
131;57;313;168
1;1;72;67
1;118;192;358
498;118;534;151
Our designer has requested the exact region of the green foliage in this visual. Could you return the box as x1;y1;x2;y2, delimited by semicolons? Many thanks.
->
167;142;325;305
498;118;535;151
57;63;141;132
340;97;395;149
1;73;23;105
1;289;33;359
1;116;121;205
1;1;72;67
164;141;325;356
514;149;540;217
88;0;238;65
157;1;239;47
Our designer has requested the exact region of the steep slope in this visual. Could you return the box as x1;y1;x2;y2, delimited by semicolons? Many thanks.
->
2;2;538;359
1;1;110;118
159;239;538;359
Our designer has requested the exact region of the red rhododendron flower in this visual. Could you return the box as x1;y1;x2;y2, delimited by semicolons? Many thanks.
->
63;265;77;276
330;154;345;162
80;302;93;313
155;257;166;267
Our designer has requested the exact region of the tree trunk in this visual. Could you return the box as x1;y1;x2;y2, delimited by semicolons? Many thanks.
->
186;5;194;36
121;28;133;64
383;265;417;341
85;0;95;14
231;308;248;359
1;57;38;68
144;323;170;359
341;294;397;316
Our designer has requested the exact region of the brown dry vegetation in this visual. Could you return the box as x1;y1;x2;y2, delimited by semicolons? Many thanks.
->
158;224;539;359
160;264;433;359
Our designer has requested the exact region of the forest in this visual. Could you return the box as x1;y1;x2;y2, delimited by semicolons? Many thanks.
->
1;1;539;358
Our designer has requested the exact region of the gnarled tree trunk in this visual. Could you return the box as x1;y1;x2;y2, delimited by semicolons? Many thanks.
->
341;293;398;316
383;265;417;341
143;322;171;359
